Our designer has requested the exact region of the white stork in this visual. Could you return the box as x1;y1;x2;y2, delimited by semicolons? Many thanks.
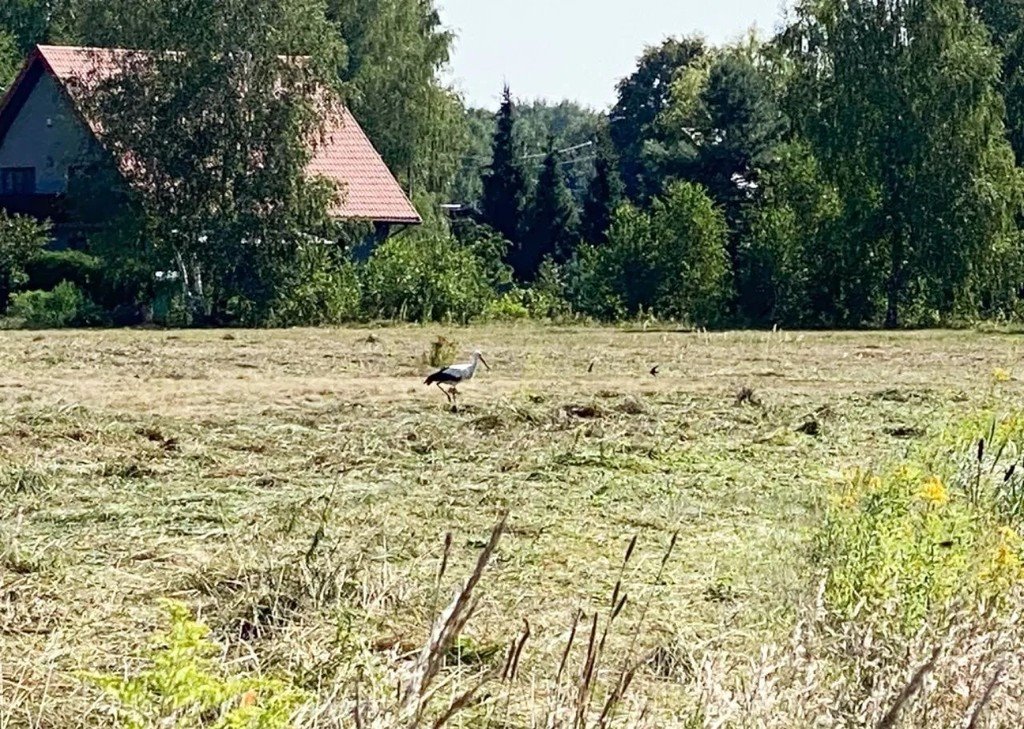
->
425;350;490;406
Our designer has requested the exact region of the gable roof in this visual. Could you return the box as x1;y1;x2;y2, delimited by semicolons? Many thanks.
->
0;45;421;225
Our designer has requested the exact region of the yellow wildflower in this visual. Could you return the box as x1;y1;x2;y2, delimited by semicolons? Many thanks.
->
981;526;1023;592
993;541;1020;572
993;368;1012;384
918;476;949;506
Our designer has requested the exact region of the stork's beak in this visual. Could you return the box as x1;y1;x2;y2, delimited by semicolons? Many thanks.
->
480;355;490;370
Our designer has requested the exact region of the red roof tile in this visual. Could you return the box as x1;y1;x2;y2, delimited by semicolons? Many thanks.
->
14;45;421;224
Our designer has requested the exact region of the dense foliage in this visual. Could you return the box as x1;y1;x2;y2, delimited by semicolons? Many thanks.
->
0;212;49;315
5;0;1024;327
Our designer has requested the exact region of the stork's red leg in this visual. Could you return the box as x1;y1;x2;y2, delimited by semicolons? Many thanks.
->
435;382;452;403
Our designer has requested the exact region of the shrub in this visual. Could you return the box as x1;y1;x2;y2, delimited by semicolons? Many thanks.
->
8;282;104;328
480;264;571;321
820;414;1024;634
361;231;503;323
567;182;730;324
84;600;308;728
268;244;361;326
425;336;459;367
480;291;531;321
0;211;50;315
24;250;103;293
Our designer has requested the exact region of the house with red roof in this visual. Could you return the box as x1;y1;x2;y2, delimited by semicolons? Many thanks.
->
0;45;421;247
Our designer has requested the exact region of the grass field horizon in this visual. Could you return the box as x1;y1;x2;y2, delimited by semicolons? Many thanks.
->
2;324;1022;726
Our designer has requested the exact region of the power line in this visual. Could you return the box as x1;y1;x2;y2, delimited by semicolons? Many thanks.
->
521;140;594;161
466;139;596;166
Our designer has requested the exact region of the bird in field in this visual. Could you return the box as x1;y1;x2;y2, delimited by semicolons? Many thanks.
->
425;350;490;407
650;365;660;377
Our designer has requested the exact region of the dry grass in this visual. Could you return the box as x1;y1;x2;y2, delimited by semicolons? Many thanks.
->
2;324;1023;726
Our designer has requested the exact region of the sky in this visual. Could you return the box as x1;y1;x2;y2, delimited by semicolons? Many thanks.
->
436;0;787;111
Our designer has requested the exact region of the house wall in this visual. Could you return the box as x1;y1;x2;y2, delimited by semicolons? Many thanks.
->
0;73;97;194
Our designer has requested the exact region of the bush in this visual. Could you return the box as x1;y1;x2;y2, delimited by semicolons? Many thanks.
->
361;231;504;323
740;141;842;326
480;264;571;322
820;414;1024;634
0;211;50;314
84;600;308;728
8;282;104;328
480;291;531;321
24;249;103;293
268;244;361;326
567;182;730;324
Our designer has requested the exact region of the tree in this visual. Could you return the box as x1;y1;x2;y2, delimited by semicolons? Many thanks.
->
741;140;841;325
515;100;602;203
966;0;1024;42
518;141;579;279
326;0;467;198
568;181;729;323
787;0;1022;327
0;30;20;91
581;124;623;245
654;49;787;301
0;211;49;314
481;86;528;250
79;0;345;323
967;0;1024;164
0;0;59;52
454;101;601;211
451;107;494;205
610;36;706;200
648;181;731;322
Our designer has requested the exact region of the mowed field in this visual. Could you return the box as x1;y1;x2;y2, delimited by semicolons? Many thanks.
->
1;325;1022;726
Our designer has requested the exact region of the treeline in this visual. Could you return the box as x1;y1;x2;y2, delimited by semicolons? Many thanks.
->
2;0;1024;328
467;0;1024;329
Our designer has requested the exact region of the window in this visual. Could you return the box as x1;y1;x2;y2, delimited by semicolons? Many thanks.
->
0;167;35;195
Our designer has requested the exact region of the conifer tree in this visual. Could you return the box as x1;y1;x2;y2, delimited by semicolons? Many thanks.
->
581;125;624;245
518;140;579;279
481;85;528;248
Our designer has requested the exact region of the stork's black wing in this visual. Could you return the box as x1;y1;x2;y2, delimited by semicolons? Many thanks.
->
425;367;461;385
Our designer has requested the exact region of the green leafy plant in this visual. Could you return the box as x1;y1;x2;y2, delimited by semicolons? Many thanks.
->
0;210;50;316
8;282;104;328
268;243;361;326
821;445;1024;633
84;600;309;728
567;183;729;325
361;230;503;322
24;249;103;293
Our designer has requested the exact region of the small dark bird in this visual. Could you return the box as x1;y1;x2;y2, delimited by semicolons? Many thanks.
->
588;359;596;373
938;540;956;549
650;366;660;377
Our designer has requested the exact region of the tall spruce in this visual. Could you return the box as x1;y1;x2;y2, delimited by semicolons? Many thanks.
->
581;125;624;244
481;86;528;248
518;140;580;279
